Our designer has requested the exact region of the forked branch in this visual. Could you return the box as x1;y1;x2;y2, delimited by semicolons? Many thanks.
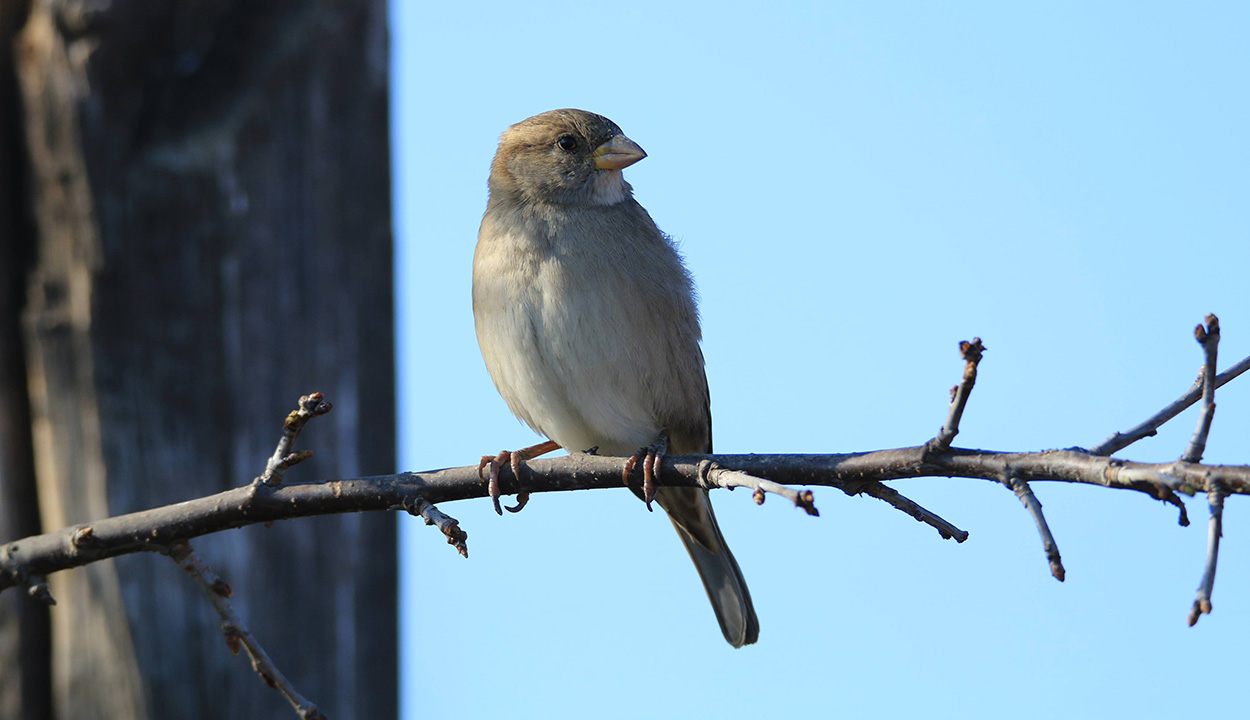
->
0;313;1247;702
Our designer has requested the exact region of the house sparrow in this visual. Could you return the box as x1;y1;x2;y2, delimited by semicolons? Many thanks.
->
472;109;759;647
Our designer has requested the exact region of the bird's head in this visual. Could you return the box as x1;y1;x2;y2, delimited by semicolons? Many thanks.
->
489;109;646;207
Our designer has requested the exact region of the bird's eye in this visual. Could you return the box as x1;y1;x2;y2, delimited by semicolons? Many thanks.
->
556;135;578;152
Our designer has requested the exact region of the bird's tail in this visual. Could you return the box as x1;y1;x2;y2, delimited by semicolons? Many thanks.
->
654;486;759;648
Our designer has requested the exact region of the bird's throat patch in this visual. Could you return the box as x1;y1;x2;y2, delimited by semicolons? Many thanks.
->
590;170;630;206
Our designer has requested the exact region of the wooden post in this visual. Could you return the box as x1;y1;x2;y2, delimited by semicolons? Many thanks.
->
6;2;396;717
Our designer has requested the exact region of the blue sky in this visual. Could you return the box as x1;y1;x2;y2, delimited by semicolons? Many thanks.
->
392;3;1249;718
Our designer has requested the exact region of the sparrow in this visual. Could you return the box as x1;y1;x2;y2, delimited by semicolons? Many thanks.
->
472;109;758;647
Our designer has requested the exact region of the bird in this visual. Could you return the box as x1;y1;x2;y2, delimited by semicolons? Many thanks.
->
472;109;758;647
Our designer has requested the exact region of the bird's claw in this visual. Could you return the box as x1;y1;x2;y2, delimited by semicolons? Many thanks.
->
505;491;529;513
478;440;560;516
623;434;669;512
478;451;510;515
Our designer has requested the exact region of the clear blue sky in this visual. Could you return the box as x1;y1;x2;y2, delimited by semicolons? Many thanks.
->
392;3;1249;718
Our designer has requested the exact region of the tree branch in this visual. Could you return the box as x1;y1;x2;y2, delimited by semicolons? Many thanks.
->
1004;475;1064;581
1180;314;1223;626
707;465;819;515
1089;355;1248;458
1189;484;1225;626
3;315;1249;635
404;497;469;558
170;543;327;720
857;480;969;542
257;393;332;487
3;446;1248;593
1181;315;1220;464
926;338;984;455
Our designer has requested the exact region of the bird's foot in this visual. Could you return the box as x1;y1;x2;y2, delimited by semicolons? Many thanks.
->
623;432;669;512
477;440;560;515
477;451;513;515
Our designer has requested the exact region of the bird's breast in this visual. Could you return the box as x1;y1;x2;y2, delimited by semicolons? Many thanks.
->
473;210;685;454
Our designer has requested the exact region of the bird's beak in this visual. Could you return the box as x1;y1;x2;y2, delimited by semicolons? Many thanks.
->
592;135;647;170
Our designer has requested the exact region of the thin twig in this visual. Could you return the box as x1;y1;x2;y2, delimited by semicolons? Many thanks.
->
257;393;332;487
1188;485;1225;626
404;497;469;558
858;481;969;542
706;466;819;515
1089;357;1249;458
894;337;981;541
1181;315;1220;464
169;543;327;720
1005;475;1064;581
926;338;985;455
